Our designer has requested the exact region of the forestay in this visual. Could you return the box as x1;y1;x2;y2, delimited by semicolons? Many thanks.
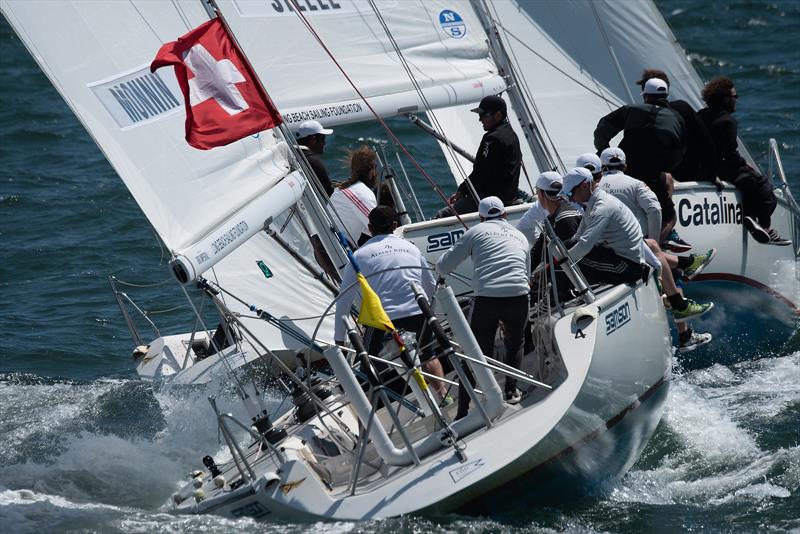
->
218;0;506;129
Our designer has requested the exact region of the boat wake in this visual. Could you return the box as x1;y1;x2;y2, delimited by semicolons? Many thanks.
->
611;353;800;528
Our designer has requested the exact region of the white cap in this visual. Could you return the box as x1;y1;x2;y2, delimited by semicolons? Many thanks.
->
576;153;602;175
642;78;669;97
559;167;593;198
478;196;506;218
601;146;627;168
295;120;333;139
536;171;562;194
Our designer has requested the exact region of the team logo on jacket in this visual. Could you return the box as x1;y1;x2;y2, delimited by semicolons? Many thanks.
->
439;10;466;39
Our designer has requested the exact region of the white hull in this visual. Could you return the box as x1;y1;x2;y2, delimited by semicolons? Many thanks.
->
672;181;799;312
171;281;671;520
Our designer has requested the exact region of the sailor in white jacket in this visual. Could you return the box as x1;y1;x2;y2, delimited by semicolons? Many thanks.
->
436;196;530;415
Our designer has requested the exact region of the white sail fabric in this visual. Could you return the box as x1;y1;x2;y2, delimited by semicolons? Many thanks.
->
2;0;338;351
219;0;505;129
484;0;754;168
1;0;292;256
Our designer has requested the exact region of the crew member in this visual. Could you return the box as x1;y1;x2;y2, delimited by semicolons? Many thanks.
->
295;119;335;196
560;168;714;323
329;146;378;247
334;206;449;402
698;76;790;246
437;196;531;415
594;78;687;247
440;95;522;216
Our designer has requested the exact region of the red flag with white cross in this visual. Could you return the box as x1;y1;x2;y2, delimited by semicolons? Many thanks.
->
150;18;282;150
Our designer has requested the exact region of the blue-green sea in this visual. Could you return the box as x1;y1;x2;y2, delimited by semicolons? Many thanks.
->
1;1;798;532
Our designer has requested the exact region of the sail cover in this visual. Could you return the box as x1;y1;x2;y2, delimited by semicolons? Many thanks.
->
219;0;505;129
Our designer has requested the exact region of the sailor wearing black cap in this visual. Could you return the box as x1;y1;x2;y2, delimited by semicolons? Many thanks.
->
436;196;531;414
441;95;522;216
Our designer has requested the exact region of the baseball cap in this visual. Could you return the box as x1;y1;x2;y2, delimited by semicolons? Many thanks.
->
470;95;506;115
536;171;562;194
642;78;669;97
576;153;602;175
559;167;593;198
295;119;333;139
600;146;627;168
478;196;506;218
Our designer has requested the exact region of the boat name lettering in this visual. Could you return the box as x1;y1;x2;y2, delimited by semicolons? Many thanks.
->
268;0;342;13
427;229;464;252
678;196;742;227
605;302;631;335
195;251;211;265
89;67;182;129
229;501;271;519
211;221;249;255
284;102;364;124
449;458;485;483
439;9;466;39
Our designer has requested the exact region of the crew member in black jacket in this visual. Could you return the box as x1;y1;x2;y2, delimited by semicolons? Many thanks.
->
636;69;720;189
440;95;522;216
698;76;789;246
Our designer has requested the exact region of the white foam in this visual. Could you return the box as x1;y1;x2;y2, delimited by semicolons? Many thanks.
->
614;353;800;506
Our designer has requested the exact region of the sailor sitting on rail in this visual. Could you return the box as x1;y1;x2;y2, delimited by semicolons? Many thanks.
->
560;167;713;323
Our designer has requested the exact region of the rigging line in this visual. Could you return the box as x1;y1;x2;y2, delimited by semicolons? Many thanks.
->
366;0;473;190
111;278;172;288
589;0;635;105
486;10;617;107
169;0;193;31
482;0;563;172
288;0;468;228
128;0;163;41
142;305;185;314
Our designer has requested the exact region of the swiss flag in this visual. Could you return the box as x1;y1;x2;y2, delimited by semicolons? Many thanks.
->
151;18;282;150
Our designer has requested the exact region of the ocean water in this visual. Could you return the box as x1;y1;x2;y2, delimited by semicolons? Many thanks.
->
1;1;798;532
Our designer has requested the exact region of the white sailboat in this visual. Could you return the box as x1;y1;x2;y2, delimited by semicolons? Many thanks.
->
2;0;676;521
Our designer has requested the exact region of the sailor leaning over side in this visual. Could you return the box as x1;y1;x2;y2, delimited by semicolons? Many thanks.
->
436;196;531;416
592;148;716;352
559;167;713;324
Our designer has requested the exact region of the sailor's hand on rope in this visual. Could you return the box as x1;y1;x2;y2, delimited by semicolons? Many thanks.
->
713;177;724;192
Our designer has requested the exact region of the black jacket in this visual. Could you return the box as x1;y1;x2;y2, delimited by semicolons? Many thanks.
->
530;202;582;267
301;147;335;197
698;107;748;180
669;99;716;183
594;100;686;179
458;120;521;204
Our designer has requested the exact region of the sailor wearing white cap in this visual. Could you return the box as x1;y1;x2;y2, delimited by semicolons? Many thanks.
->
295;119;335;196
516;171;560;246
598;147;662;240
436;196;531;414
561;167;713;322
529;172;582;269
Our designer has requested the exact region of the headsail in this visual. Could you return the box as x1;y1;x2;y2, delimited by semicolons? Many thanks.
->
218;0;506;129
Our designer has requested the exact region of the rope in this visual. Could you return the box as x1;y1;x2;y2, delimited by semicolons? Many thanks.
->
288;0;467;227
366;0;474;194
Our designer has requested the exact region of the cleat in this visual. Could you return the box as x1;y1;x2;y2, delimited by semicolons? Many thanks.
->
662;229;692;253
683;248;717;280
505;388;522;405
672;300;714;323
679;331;713;353
743;216;769;243
765;228;791;246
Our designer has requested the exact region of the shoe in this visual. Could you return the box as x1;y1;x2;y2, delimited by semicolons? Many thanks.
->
679;331;713;353
683;248;717;280
505;388;522;405
672;300;714;323
743;216;769;243
662;229;692;253
439;393;455;408
765;228;791;246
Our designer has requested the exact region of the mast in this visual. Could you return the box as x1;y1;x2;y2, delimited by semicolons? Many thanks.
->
471;0;562;174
